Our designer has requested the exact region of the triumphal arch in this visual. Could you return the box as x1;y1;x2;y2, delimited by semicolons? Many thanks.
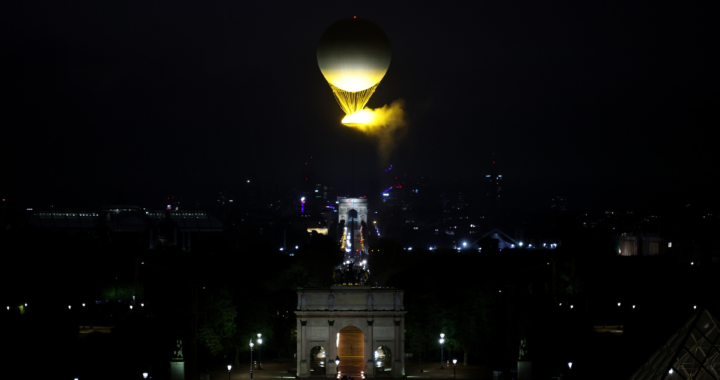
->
295;285;406;378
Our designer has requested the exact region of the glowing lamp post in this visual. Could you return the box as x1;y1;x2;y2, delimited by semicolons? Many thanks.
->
227;364;232;380
335;356;340;378
257;333;263;369
453;359;457;379
439;332;445;369
249;340;254;380
568;362;572;369
143;372;149;379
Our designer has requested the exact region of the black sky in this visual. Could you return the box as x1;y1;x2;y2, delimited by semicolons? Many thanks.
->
2;1;718;212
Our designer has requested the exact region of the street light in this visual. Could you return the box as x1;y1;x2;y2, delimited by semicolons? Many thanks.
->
227;364;232;380
335;356;340;378
439;332;445;369
568;362;572;369
453;359;457;379
257;333;263;369
249;339;254;380
143;372;149;379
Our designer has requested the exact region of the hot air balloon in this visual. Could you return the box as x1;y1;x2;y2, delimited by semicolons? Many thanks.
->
317;18;391;125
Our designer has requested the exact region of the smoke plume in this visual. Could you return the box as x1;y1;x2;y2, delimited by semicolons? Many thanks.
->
344;99;407;163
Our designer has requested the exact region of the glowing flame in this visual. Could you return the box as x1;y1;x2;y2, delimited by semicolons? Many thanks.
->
342;109;375;126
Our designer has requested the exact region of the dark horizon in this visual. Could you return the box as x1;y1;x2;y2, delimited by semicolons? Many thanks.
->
3;1;718;214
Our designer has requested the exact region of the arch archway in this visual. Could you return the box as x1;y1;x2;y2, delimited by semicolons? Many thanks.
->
338;326;364;376
374;346;392;370
309;346;326;374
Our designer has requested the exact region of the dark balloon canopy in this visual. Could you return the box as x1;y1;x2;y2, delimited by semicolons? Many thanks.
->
317;18;392;92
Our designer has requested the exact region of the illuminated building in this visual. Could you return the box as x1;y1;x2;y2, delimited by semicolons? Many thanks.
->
337;198;369;260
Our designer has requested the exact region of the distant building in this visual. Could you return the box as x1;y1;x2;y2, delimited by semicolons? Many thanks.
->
485;153;502;213
337;198;369;260
551;196;568;212
20;205;223;251
617;232;664;256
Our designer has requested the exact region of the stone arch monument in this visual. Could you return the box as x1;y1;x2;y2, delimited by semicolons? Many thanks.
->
295;285;406;378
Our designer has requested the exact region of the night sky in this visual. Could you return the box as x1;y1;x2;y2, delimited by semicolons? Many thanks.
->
3;1;718;212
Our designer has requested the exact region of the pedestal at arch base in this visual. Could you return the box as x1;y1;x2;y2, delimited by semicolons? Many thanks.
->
170;361;185;380
517;361;532;380
299;360;309;377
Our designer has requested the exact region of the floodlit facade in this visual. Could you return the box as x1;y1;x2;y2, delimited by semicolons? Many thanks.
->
337;198;369;260
295;286;406;378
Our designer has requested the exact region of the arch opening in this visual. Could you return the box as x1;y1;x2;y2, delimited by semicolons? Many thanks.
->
309;346;326;374
374;346;392;369
338;326;364;376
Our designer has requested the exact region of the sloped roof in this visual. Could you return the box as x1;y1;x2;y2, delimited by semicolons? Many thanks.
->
476;228;518;249
628;308;720;380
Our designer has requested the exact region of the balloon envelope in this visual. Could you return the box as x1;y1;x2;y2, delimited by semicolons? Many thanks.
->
317;18;391;92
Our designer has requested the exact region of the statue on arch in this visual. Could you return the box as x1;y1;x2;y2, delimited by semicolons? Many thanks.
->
518;338;528;360
173;339;184;361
